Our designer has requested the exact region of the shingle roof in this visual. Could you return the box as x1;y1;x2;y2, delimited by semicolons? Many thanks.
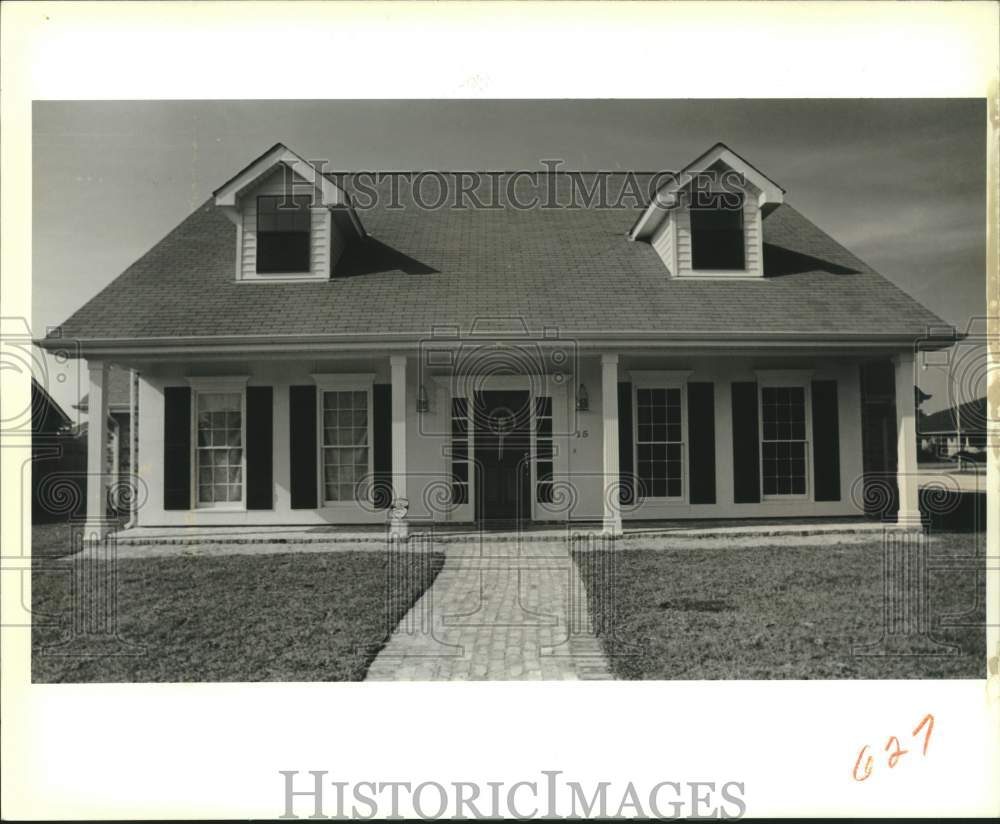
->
31;378;72;433
48;173;946;346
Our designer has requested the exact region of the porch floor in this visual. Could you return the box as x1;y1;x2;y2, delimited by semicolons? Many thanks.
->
104;516;910;555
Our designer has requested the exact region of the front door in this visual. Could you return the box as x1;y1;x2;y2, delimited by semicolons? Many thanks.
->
474;390;531;523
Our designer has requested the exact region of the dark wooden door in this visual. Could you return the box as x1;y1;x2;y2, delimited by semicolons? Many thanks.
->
474;390;531;523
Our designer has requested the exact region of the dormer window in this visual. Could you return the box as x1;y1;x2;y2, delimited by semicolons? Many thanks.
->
214;143;366;282
256;194;312;274
630;143;784;279
690;192;745;270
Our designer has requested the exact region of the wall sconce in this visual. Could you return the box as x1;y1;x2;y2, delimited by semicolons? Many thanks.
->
575;383;589;412
416;383;429;413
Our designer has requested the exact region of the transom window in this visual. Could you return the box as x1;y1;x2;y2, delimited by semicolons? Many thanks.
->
322;390;369;502
761;386;808;496
690;192;745;270
196;392;244;506
635;387;683;499
256;194;312;273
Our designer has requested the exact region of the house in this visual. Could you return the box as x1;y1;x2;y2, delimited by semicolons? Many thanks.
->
30;378;86;523
37;142;954;538
919;397;988;460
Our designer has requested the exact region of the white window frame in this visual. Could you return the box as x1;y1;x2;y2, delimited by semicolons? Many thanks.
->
755;370;813;502
630;371;691;503
312;373;375;508
187;376;249;511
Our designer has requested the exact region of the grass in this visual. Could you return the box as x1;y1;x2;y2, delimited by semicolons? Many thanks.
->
31;522;85;559
32;540;444;683
573;534;986;679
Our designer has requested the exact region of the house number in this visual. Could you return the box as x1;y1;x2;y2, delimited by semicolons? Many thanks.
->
575;430;589;438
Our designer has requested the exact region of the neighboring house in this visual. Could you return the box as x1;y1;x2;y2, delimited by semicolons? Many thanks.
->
919;397;988;460
31;378;86;523
76;365;135;507
38;142;954;536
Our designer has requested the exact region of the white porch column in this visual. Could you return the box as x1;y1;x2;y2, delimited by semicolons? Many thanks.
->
893;351;921;524
85;360;111;536
126;368;140;528
601;353;622;537
389;355;408;538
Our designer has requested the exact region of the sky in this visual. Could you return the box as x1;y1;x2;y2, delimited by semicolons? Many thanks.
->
31;99;987;416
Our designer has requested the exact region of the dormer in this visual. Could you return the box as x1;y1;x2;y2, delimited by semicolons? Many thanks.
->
630;143;784;279
213;143;365;282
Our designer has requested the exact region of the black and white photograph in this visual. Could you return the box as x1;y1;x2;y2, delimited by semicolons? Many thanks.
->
25;98;989;684
2;2;997;821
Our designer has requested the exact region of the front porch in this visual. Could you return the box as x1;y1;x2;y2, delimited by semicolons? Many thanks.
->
77;344;926;542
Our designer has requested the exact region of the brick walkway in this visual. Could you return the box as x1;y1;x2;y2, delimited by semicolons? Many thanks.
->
365;536;613;681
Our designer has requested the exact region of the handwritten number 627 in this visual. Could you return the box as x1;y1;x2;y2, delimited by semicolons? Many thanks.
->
853;713;934;782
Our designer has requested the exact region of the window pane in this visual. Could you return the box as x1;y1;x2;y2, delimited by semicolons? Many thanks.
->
690;192;745;270
533;395;554;507
450;396;470;506
256;195;311;273
760;387;807;496
196;392;243;505
322;390;370;502
635;386;683;498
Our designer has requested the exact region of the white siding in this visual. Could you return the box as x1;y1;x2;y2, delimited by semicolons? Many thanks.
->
743;196;763;275
675;206;693;272
651;213;676;274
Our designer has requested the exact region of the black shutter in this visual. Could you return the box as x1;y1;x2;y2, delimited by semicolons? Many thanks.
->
811;380;841;501
289;385;317;509
163;386;191;510
618;382;634;505
372;384;392;509
246;386;273;510
688;382;716;504
731;382;760;504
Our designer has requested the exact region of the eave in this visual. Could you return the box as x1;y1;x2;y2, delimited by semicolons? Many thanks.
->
36;330;961;362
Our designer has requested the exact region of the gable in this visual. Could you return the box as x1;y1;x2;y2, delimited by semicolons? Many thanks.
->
213;143;353;210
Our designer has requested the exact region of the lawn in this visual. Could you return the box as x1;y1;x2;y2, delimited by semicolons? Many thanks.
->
32;540;444;682
573;534;986;679
31;522;89;559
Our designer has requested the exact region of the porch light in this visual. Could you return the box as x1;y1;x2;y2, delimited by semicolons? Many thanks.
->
576;383;589;412
416;383;429;413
